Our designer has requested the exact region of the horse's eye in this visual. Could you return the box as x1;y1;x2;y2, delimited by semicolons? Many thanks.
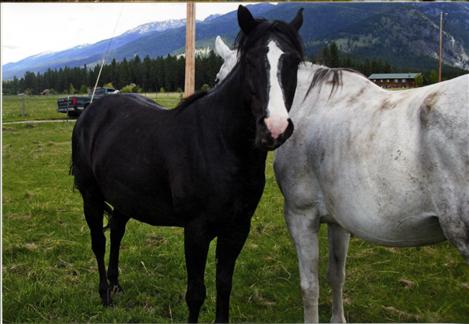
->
214;78;219;84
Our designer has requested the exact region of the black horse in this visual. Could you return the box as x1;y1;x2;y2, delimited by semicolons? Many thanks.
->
71;5;303;322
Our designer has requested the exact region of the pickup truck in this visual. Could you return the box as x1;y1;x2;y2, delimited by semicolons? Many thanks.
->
57;87;119;118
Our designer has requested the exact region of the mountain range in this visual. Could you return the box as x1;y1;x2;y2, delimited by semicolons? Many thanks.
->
3;2;469;80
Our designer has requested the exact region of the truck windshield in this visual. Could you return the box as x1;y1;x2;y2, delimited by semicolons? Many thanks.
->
88;88;116;96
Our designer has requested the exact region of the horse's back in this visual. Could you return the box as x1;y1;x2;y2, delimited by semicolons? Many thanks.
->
73;94;162;173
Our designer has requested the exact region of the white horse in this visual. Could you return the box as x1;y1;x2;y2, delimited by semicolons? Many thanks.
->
214;36;469;322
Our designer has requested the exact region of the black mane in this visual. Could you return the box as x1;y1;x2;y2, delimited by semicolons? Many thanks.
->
305;67;363;100
234;19;304;60
176;91;209;110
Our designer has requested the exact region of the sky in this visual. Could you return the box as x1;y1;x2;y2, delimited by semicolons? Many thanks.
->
1;2;259;65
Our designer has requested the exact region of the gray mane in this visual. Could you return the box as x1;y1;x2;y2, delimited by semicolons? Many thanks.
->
305;67;362;100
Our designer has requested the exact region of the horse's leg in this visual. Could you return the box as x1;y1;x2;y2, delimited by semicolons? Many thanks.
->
285;202;320;323
184;220;212;323
439;212;469;264
215;219;250;323
82;193;110;306
107;209;130;295
327;224;350;323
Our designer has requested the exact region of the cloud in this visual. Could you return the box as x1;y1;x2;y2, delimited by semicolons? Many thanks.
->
2;44;21;50
1;2;258;64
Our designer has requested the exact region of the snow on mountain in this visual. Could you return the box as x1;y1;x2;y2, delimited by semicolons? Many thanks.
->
28;51;54;58
124;19;186;35
204;14;221;22
2;18;189;79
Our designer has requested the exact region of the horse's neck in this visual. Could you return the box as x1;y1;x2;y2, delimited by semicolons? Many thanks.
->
298;62;324;74
197;65;257;147
203;65;247;120
199;67;266;166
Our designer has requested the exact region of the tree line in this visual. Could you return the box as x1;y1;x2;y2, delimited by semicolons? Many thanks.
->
316;42;392;76
3;42;467;95
2;52;223;95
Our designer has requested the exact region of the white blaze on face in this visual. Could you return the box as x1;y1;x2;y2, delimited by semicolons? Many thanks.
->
265;41;289;140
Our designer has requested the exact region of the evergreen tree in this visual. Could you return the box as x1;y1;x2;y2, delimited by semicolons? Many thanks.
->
68;83;76;94
329;42;339;68
23;72;37;94
79;85;88;94
321;45;330;66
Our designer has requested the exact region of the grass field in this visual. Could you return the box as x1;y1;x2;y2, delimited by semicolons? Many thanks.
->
2;93;181;123
2;94;469;322
2;95;66;123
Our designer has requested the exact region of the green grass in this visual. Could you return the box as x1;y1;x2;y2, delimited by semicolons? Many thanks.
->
2;95;66;122
2;95;469;322
2;93;182;123
143;92;183;109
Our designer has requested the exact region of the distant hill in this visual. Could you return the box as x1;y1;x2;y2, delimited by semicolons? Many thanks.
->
304;2;469;71
3;2;468;80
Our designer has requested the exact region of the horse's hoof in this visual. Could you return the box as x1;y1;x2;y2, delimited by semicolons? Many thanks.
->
100;288;113;307
111;284;124;296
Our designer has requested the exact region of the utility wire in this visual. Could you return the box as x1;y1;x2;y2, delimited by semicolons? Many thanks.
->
90;8;124;103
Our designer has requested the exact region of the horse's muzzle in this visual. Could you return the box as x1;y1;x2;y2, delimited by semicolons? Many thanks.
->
257;118;294;151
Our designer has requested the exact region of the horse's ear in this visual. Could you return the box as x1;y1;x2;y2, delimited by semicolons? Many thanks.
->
290;8;304;31
214;36;232;59
238;5;258;35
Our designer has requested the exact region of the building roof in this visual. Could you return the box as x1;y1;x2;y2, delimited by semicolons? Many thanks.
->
368;73;421;80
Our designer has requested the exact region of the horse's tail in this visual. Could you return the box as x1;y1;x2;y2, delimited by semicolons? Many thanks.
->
70;110;113;233
102;202;114;232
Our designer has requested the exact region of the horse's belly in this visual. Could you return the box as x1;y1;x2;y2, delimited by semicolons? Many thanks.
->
99;174;186;226
319;151;446;246
331;208;446;247
130;210;185;227
108;192;185;227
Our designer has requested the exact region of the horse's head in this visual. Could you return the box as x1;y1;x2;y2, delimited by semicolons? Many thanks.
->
236;5;304;151
214;36;238;84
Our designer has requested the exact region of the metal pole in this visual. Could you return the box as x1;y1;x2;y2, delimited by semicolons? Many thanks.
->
438;12;443;82
184;2;196;97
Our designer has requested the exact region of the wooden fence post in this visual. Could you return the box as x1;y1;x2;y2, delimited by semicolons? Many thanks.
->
184;2;196;97
18;94;26;117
